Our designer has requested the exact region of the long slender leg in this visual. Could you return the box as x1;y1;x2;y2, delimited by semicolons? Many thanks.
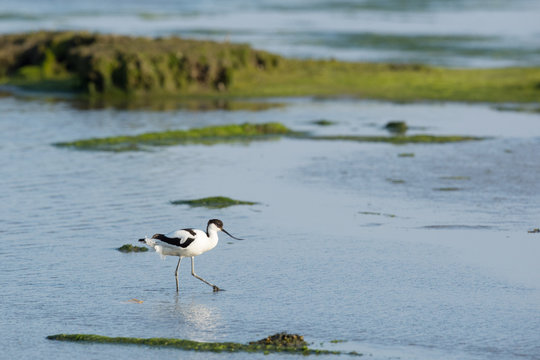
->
175;257;182;292
191;257;221;292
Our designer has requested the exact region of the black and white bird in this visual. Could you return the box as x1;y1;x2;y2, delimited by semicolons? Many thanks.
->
139;219;243;292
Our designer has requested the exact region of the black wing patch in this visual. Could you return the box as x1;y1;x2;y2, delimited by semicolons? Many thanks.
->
152;234;196;248
182;228;197;236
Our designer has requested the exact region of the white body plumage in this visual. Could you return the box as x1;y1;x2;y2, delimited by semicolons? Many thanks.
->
142;227;219;258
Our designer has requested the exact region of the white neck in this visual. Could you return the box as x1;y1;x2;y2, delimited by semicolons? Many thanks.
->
206;226;219;250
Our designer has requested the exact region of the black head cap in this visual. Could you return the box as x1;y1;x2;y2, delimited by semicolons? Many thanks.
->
208;219;223;229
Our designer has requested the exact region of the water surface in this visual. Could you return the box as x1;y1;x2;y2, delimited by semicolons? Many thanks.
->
1;1;540;358
1;95;539;360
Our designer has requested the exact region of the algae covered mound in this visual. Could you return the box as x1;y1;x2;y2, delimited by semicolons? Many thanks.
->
54;122;293;151
249;332;308;348
170;196;258;209
46;333;360;356
0;31;280;95
1;31;540;102
53;120;483;152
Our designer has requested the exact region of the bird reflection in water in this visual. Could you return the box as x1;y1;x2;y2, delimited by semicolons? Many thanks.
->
153;296;223;339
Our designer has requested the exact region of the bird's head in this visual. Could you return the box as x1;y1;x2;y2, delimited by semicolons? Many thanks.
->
207;219;243;240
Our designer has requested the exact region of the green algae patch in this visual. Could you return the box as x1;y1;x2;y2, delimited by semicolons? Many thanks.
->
304;134;483;144
398;152;415;157
230;59;540;103
117;244;148;253
46;333;360;356
54;122;294;151
54;122;482;151
170;196;258;209
2;31;540;103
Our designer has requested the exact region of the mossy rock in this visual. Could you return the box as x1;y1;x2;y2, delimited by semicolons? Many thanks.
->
170;196;258;209
249;333;307;348
0;31;280;95
2;31;540;102
384;121;408;134
117;244;148;253
46;333;360;356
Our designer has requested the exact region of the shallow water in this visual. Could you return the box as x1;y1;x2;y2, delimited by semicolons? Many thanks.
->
1;0;540;67
1;95;540;360
1;1;540;358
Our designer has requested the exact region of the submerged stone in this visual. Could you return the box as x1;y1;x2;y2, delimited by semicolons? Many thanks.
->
170;196;258;209
384;121;408;134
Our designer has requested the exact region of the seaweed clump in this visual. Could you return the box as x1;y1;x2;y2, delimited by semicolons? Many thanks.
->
54;122;293;151
249;332;308;348
170;196;257;209
117;244;148;253
53;120;483;152
306;134;482;144
384;121;408;134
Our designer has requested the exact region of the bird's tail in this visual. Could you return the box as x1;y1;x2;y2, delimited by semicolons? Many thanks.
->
138;236;165;259
139;236;156;247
